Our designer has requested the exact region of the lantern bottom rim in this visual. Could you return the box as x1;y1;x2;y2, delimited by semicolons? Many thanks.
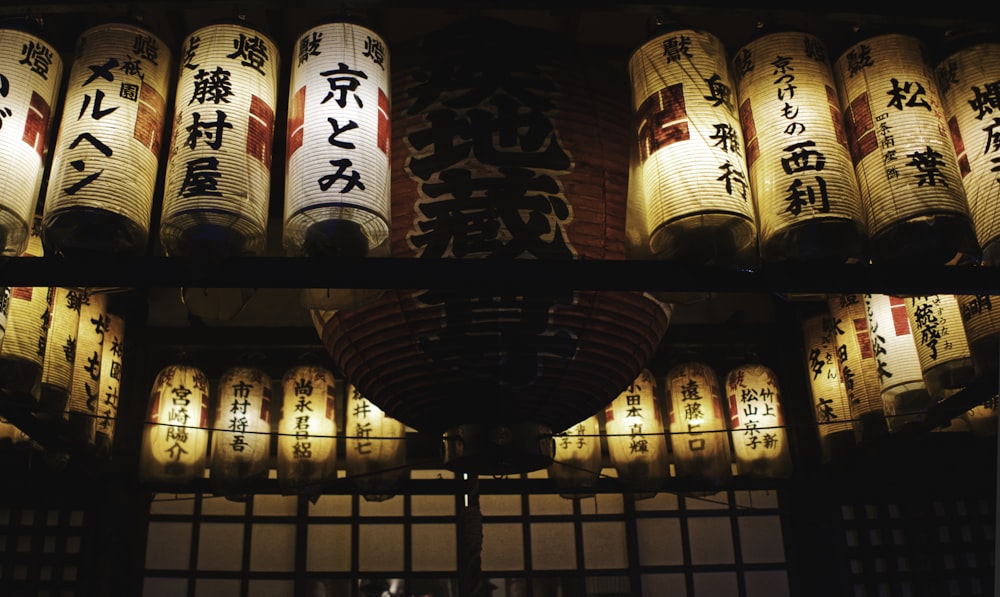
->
442;422;555;475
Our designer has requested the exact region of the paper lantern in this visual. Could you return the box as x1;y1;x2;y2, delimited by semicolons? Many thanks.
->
66;290;108;444
209;365;272;497
833;33;979;264
160;20;279;258
0;225;50;399
604;369;669;496
94;312;124;457
284;20;391;257
139;364;210;485
345;383;407;501
180;286;256;322
0;23;62;256
957;294;1000;380
903;294;976;400
628;25;758;267
0;285;9;346
320;18;673;473
935;41;1000;264
547;414;602;499
732;30;867;263
277;364;337;495
664;361;731;487
863;293;934;432
801;311;856;461
42;20;171;256
726;361;793;478
39;287;84;417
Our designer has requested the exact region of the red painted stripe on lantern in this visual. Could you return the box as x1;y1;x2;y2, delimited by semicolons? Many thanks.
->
247;94;274;167
134;83;165;155
23;91;50;159
377;87;389;157
286;86;305;156
890;298;911;337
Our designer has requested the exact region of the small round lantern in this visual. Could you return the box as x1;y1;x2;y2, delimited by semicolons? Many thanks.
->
42;20;171;256
801;310;857;461
664;360;731;488
139;364;211;486
277;364;337;496
548;414;603;500
345;383;408;502
604;369;669;497
725;360;793;478
832;33;979;264
903;294;976;400
209;365;273;497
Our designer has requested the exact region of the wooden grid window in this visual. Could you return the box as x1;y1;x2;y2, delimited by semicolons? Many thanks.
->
0;506;88;597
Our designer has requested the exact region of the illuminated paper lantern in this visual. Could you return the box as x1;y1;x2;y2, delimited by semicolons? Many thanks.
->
67;290;108;444
160;20;279;258
209;365;273;497
604;369;669;497
345;383;408;501
0;226;50;399
42;21;171;256
827;293;889;443
726;361;793;478
936;41;1000;264
277;364;337;495
39;287;84;417
94;312;124;457
139;364;210;485
628;25;758;268
547;414;602;499
284;20;391;257
664;361;731;487
957;294;1000;380
833;33;979;264
0;23;62;256
732;30;867;263
903;294;976;400
801;311;856;461
863;293;934;432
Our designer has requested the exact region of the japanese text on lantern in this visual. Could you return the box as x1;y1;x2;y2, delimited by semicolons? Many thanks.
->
728;369;780;452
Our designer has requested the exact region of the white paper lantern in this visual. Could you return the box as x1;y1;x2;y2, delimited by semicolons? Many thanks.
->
726;362;793;478
42;21;171;256
604;368;669;496
833;33;979;264
957;294;1000;380
0;224;50;399
139;364;211;485
277;364;338;495
827;293;889;442
39;287;84;417
904;294;975;400
67;290;108;444
627;26;757;267
160;21;279;258
345;383;407;501
732;30;866;263
863;293;933;432
0;25;62;256
935;41;1000;264
664;361;730;486
548;414;602;499
94;312;124;456
209;365;272;496
284;21;391;257
801;311;856;461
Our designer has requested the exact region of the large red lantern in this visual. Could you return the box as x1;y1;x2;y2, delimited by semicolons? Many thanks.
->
318;18;672;473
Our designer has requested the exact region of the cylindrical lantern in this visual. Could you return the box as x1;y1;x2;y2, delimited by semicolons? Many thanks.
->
320;18;673;474
40;287;84;417
628;25;758;268
732;30;867;263
94;312;124;457
139;364;210;485
604;369;669;497
0;285;9;348
0;23;62;256
801;311;857;462
284;20;391;257
277;364;337;496
863;293;934;432
957;294;1000;380
160;20;279;258
345;383;408;502
726;361;793;478
904;294;976;400
67;290;108;444
664;361;731;488
833;33;979;264
209;365;272;497
42;20;171;256
827;293;889;443
0;225;50;399
548;414;602;500
180;286;256;322
935;41;1000;264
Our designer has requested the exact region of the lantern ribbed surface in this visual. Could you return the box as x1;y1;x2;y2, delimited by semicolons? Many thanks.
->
42;21;171;256
160;21;279;258
67;290;107;444
95;312;124;454
628;27;757;268
733;31;867;263
903;294;975;399
548;414;602;498
0;227;49;398
827;294;888;443
800;311;855;460
41;287;83;416
605;369;669;494
140;364;210;485
936;41;1000;264
210;366;272;496
726;362;792;478
664;361;730;485
277;364;337;495
345;383;407;500
957;294;1000;379
0;26;62;256
320;18;672;444
833;33;979;264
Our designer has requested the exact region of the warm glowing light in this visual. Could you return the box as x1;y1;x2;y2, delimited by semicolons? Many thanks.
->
139;364;210;485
